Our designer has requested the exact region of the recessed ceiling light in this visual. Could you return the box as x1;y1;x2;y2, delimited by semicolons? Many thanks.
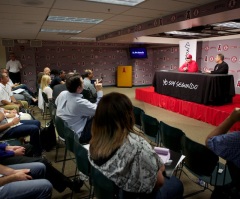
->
69;37;96;41
41;29;81;33
165;31;202;36
213;22;240;29
47;16;103;24
86;0;145;6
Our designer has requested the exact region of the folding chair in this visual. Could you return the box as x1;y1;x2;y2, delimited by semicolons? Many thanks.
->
180;136;232;198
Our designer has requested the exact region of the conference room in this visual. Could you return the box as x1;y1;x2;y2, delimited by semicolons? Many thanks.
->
0;0;239;198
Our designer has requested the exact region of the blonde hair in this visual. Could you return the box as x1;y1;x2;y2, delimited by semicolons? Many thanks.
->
40;75;51;90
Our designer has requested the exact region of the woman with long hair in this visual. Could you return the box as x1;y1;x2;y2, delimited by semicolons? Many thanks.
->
40;75;52;100
89;92;183;199
38;75;52;111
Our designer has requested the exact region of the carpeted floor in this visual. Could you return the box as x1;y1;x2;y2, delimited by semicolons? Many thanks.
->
33;86;223;199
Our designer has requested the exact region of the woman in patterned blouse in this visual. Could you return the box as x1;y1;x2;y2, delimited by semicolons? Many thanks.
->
89;92;183;199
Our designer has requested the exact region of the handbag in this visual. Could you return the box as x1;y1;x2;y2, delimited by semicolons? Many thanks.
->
40;119;57;151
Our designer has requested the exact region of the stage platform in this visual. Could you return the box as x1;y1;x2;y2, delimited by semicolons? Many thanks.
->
135;87;240;131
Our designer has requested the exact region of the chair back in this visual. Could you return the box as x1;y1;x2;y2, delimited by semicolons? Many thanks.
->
159;121;185;153
140;112;160;145
74;134;91;176
133;106;144;128
81;89;96;103
55;115;66;139
81;89;90;99
91;166;157;199
42;92;49;103
64;125;75;153
49;101;56;124
91;166;119;199
181;136;219;176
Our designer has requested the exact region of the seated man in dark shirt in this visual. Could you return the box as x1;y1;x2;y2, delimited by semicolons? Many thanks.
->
204;54;229;74
52;72;74;103
50;69;65;89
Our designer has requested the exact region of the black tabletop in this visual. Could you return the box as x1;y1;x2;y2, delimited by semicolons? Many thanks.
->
153;70;235;105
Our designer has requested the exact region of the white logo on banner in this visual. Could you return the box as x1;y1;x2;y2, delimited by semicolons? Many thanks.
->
163;79;198;90
179;40;197;67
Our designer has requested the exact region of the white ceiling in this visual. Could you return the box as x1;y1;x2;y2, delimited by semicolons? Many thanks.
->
0;0;233;43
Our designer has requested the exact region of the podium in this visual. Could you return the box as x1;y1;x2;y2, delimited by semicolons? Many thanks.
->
117;65;132;87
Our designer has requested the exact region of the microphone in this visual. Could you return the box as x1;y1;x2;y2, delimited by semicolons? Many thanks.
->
185;63;189;71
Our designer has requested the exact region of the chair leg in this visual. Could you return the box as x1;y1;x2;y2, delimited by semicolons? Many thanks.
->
62;146;68;174
55;142;59;162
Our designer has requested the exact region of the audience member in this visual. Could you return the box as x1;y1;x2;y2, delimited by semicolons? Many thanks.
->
1;69;34;96
89;92;183;199
50;69;65;89
179;54;198;72
83;69;97;101
0;143;83;193
52;72;74;103
204;54;229;74
0;110;42;156
56;74;103;144
40;75;52;100
0;162;52;198
38;75;52;111
6;53;22;84
37;67;51;89
3;69;37;104
0;72;28;111
59;70;66;81
206;108;240;198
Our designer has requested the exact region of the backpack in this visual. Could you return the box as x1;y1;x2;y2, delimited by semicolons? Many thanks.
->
40;119;56;151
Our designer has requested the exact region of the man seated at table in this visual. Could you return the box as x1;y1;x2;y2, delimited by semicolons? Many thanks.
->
204;54;229;74
179;54;198;72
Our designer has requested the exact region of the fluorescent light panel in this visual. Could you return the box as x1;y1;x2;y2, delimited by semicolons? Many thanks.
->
47;16;103;24
69;37;96;40
86;0;145;6
165;31;201;36
41;29;81;33
213;22;240;29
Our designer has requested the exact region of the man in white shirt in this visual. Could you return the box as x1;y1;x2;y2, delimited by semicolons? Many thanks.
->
0;72;28;111
0;69;37;104
6;53;22;84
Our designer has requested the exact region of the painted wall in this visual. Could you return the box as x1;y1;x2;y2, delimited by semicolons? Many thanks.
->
4;39;240;94
0;44;6;68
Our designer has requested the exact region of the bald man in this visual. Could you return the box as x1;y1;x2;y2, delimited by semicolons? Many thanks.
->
37;67;51;89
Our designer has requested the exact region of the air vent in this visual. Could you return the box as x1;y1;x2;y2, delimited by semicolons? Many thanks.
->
1;39;14;47
30;40;42;47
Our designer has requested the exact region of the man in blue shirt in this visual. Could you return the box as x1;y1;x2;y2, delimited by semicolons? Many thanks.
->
56;74;103;143
206;108;240;198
